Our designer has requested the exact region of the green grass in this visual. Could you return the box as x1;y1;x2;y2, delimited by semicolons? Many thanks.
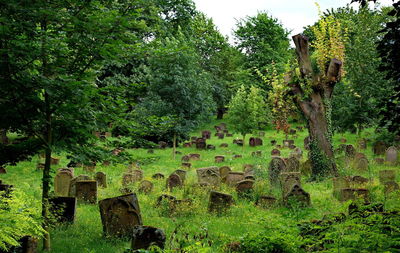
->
1;119;399;252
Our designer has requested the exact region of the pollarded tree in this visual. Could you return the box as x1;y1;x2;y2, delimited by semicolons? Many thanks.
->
289;14;346;178
227;85;271;148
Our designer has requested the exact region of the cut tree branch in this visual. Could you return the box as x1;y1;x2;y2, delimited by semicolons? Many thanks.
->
292;34;313;78
326;58;342;84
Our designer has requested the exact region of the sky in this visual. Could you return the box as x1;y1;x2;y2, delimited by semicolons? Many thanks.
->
192;0;393;43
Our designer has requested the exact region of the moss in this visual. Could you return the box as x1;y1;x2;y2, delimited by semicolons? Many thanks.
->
309;139;333;180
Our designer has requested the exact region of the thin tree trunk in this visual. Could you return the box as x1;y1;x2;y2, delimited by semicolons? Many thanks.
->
242;134;246;151
0;129;8;144
172;133;176;160
217;107;224;120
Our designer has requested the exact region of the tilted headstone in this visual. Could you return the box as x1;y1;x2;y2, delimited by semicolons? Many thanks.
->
208;191;234;213
166;174;182;191
373;141;387;156
386;146;398;165
225;172;245;186
268;157;286;186
95;172;107;188
99;193;142;237
196;167;220;187
283;185;310;207
215;155;225;163
152;173;165;180
379;170;396;184
235;180;254;196
49;197;77;223
54;170;73;197
339;188;369;202
131;226;166;251
256;196;277;209
219;166;231;183
75;180;97;204
138;180;153;194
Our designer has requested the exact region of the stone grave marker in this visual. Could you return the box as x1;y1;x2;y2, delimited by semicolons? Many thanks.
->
300;159;312;176
219;166;231;183
99;193;142;237
252;150;262;157
339;188;369;202
183;142;191;148
49;197;77;223
384;181;399;196
259;131;265;137
283;140;290;148
75;180;97;204
207;144;216;150
215;155;225;163
189;153;201;161
202;130;211;139
283;185;310;207
217;133;225;139
271;140;277;146
233;139;243;146
173;169;187;183
95;172;107;188
122;170;143;186
196;167;220;187
235;179;254;197
379;170;396;184
340;137;347;143
138;180;153;194
386;146;398;165
271;149;281;156
374;158;385;164
225;172;245;186
219;143;228;148
285;156;300;172
345;145;356;159
158;141;167;149
152;173;165;180
357;138;367;150
166;174;182;191
147;149;154;154
68;175;90;197
181;162;191;169
332;177;350;199
249;137;263;147
243;164;254;171
256;196;277;209
208;191;234;213
195;138;206;150
54;170;73;197
354;157;369;171
373;141;387;156
280;172;301;196
226;133;233;137
131;226;166;251
233;154;242;159
181;155;190;162
268;157;286;186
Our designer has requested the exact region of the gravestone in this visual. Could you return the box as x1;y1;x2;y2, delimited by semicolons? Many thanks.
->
373;141;387;155
242;164;254;171
233;139;243;146
374;157;385;164
339;188;369;202
131;226;166;251
95;172;107;188
350;176;369;186
226;133;233;137
158;141;167;149
173;169;187;183
102;160;111;166
332;177;350;199
233;154;242;159
189;153;201;161
268;157;286;186
220;143;228;147
49;197;76;223
152;173;165;180
345;145;356;159
225;172;244;186
384;181;399;196
122;170;143;186
379;170;396;184
283;140;290;148
75;180;97;204
51;157;60;165
256;196;277;209
219;166;231;183
289;129;297;135
386;146;398;165
195;138;206;150
68;175;90;197
54;170;73;197
138;180;153;194
196;167;220;187
156;194;176;207
166;174;182;191
201;130;211;139
181;162;191;169
235;180;254;196
36;163;45;170
215;155;225;163
183;142;191;148
271;149;281;156
147;149;154;154
83;162;96;172
354;157;369;171
259;131;265;137
208;191;234;213
280;172;301;196
340;137;347;143
285;156;300;172
283;185;310;207
99;193;142;237
217;133;225;139
207;144;216;150
300;159;312;176
357;139;367;150
0;167;6;174
252;150;262;157
249;137;263;147
292;147;303;159
181;155;190;162
271;140;277;146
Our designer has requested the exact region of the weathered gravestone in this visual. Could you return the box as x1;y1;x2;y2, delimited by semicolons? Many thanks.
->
271;140;277;146
283;185;310;207
249;137;263;147
354;157;369;171
99;193;142;237
0;167;6;174
54;169;73;197
51;157;60;165
374;157;385;164
219;143;228;148
208;191;234;213
201;130;211;139
152;173;165;180
384;181;400;196
243;164;254;171
379;170;396;184
271;149;281;156
235;180;254;197
183;142;191;148
300;159;312;176
256;196;277;209
131;225;166;251
122;170;143;186
75;180;97;204
95;172;107;188
216;133;225;139
219;166;231;183
173;169;187;183
280;172;301;196
332;177;350;200
233;139;243;146
225;172;244;186
189;153;201;161
386;146;398;165
291;147;303;159
215;156;225;163
345;145;356;159
138;180;153;194
181;155;190;162
158;141;167;149
340;137;347;143
268;157;286;186
69;175;91;197
226;133;233;137
166;174;182;191
49;197;76;223
373;141;387;156
207;144;216;150
339;188;369;202
181;162;191;169
233;154;242;159
196;167;220;187
252;150;262;157
195;138;206;150
285;156;300;172
357;138;367;150
83;162;96;172
289;129;297;135
259;131;265;137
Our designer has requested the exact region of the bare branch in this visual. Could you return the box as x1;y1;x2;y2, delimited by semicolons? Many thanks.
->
326;58;342;84
292;34;313;78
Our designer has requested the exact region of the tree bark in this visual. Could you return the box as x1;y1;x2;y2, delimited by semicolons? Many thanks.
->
291;34;341;178
0;129;8;144
172;133;177;160
217;107;224;120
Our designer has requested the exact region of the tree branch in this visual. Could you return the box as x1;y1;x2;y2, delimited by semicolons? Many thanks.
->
292;34;313;78
326;58;342;84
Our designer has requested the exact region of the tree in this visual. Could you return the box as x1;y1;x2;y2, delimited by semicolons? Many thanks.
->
0;0;144;250
288;12;346;178
227;85;271;148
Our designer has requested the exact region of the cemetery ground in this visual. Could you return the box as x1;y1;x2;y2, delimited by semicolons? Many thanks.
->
1;119;400;253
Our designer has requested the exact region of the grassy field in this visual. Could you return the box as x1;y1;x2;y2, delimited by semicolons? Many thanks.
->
1;119;399;252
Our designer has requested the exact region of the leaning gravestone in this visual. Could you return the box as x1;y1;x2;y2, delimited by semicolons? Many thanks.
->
99;193;142;237
219;166;231;183
75;180;97;204
166;174;182;191
196;167;220;187
283;185;310;207
280;172;301;196
225;172;244;186
379;170;396;184
173;169;187;183
49;197;77;223
138;180;153;194
208;191;234;213
268;157;286;186
386;146;398;165
235;180;254;197
131;225;166;251
373;141;387;156
54;170;73;197
95;172;107;188
256;196;277;209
